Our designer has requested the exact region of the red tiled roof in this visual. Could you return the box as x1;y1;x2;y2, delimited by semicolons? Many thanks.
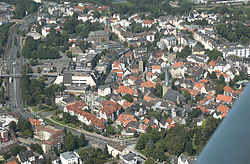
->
116;86;138;96
152;65;161;70
199;78;208;83
194;82;205;90
223;85;234;93
116;114;136;126
144;95;153;102
208;60;216;67
174;62;184;68
184;88;199;96
166;117;173;125
216;94;232;103
143;19;154;24
198;106;210;113
123;101;133;108
141;80;156;88
5;160;17;164
144;118;149;125
168;124;175;129
29;118;42;127
221;113;227;118
217;104;229;113
100;101;122;117
66;101;105;129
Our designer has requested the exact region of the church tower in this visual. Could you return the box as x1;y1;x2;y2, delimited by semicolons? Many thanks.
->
163;66;171;96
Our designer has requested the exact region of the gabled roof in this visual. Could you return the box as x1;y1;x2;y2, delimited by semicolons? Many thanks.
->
194;82;205;90
217;104;229;113
100;101;122;117
163;89;185;103
29;118;42;127
174;61;184;68
216;94;232;103
18;151;34;162
223;85;234;93
143;19;154;24
141;80;156;88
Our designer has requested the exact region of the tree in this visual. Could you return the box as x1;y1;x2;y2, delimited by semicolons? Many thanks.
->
158;72;165;81
155;84;163;98
122;94;134;103
22;129;33;138
17;118;31;132
63;112;71;123
66;51;72;58
3;152;11;160
64;132;78;151
9;145;27;156
145;157;157;164
30;143;43;154
203;116;221;139
209;71;217;79
9;121;17;132
78;134;86;147
177;46;192;59
103;145;110;159
133;131;139;138
183;90;191;100
37;67;41;73
166;135;186;156
206;49;223;62
136;133;148;150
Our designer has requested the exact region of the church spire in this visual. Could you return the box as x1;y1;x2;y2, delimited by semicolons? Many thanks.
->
164;66;169;86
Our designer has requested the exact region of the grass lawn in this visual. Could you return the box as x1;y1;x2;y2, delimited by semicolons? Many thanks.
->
51;116;66;125
32;106;42;112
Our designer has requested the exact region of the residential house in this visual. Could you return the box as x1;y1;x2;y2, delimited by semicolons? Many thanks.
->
216;94;233;104
17;151;35;164
178;154;197;164
223;85;234;96
116;114;136;127
64;101;105;130
121;153;137;164
142;19;154;28
60;151;79;164
107;142;129;157
99;101;122;121
98;85;111;97
34;125;64;153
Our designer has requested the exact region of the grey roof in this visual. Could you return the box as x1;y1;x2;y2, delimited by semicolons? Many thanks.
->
60;151;77;160
163;89;185;103
122;153;136;161
89;30;109;37
19;151;35;162
63;72;72;85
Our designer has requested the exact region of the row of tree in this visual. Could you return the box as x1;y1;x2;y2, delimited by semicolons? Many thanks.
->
0;23;13;56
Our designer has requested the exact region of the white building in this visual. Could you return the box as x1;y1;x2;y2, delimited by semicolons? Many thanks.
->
107;142;130;157
54;72;96;87
0;113;18;128
98;85;111;97
222;46;250;58
60;151;79;164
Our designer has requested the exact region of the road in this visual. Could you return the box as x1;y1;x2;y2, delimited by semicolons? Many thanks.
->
46;115;138;146
3;3;48;119
6;17;36;118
